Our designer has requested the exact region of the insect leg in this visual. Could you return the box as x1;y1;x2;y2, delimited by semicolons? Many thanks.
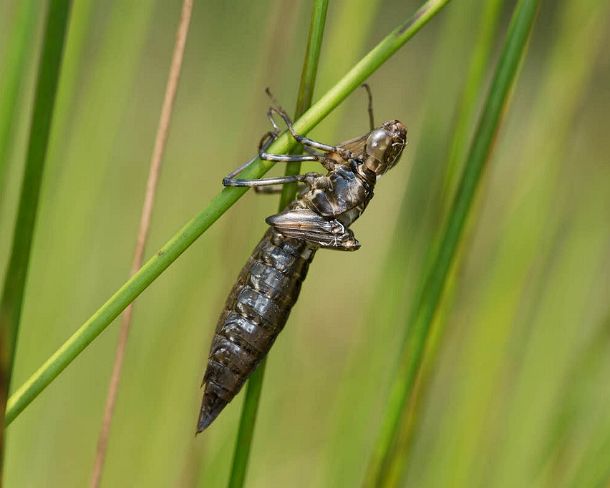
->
258;151;318;163
361;83;375;131
223;172;320;188
253;182;306;194
264;89;354;159
223;88;340;188
260;114;334;168
267;106;354;159
264;110;325;160
223;131;277;182
223;128;317;185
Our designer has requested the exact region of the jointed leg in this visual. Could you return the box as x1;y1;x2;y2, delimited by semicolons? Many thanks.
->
257;129;322;160
253;182;306;194
224;173;304;188
223;131;320;187
223;88;347;189
361;83;375;131
258;150;319;163
267;106;354;159
223;132;276;182
223;171;320;189
263;108;327;159
264;88;355;160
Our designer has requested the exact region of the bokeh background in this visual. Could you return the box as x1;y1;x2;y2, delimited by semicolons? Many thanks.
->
1;0;609;486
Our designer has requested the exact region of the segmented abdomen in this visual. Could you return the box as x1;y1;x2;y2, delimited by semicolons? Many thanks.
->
197;228;316;431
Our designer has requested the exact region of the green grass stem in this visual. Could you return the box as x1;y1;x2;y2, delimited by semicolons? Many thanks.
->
227;1;328;487
380;1;505;482
364;0;541;485
0;0;72;477
0;0;40;215
315;0;382;141
5;0;451;428
440;0;504;208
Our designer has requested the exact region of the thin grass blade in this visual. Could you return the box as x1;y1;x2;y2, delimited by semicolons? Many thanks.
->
89;1;195;487
0;0;72;475
364;0;541;485
440;0;504;208
0;0;40;216
381;1;505;482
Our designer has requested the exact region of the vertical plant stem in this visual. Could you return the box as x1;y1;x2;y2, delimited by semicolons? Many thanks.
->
0;0;71;478
89;2;194;487
364;0;541;485
0;0;40;216
279;0;328;210
315;0;383;142
227;3;329;487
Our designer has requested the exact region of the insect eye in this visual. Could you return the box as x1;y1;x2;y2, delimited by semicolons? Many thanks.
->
365;129;391;161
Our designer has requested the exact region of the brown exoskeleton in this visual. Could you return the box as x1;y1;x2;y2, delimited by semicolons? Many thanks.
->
198;87;407;431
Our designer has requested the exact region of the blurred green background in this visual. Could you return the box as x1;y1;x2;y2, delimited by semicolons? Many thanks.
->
1;0;609;486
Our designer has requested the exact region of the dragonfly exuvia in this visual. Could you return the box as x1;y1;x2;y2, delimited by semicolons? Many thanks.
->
197;87;407;432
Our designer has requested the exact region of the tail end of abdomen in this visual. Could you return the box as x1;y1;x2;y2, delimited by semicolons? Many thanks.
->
197;383;229;433
196;229;314;433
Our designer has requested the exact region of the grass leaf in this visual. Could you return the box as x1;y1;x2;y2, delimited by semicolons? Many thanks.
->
364;0;541;484
0;0;72;475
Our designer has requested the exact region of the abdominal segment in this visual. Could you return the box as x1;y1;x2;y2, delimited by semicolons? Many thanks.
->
198;229;315;432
